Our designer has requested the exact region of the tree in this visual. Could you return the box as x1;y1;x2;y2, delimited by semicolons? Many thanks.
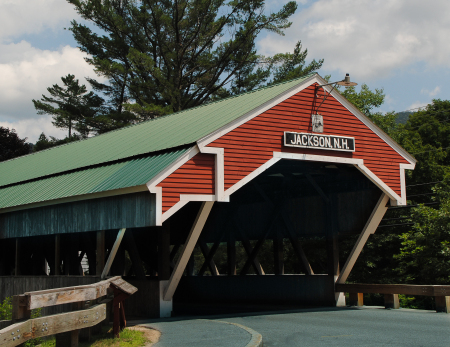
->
0;127;31;162
68;0;322;119
33;133;82;152
32;74;104;137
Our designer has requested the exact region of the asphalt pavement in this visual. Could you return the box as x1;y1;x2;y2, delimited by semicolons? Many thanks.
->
138;306;450;347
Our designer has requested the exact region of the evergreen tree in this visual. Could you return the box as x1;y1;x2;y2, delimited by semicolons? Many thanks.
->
68;0;322;118
32;74;104;137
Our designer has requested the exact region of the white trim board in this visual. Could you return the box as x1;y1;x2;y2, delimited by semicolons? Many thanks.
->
197;73;416;167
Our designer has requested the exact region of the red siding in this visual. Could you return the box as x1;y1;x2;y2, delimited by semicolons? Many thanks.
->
208;84;408;195
158;153;215;212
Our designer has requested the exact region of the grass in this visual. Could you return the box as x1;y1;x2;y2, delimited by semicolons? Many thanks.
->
38;326;150;347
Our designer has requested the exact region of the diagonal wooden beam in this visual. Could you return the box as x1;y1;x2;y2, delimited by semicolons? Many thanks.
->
240;208;281;275
198;240;220;276
304;172;330;203
280;210;314;275
198;241;220;276
241;240;265;275
101;228;126;279
336;193;389;284
163;201;214;301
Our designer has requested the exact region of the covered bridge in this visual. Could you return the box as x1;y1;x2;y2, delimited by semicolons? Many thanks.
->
0;73;415;317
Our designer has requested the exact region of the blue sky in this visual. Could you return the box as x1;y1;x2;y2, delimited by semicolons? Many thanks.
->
0;0;448;142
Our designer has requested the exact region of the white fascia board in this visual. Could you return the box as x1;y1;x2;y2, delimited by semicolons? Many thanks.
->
198;146;226;202
146;145;200;190
315;74;417;166
354;163;402;204
161;200;189;224
197;74;319;148
274;152;364;165
399;163;415;206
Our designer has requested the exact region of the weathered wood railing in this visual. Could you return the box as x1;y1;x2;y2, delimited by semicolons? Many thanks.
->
0;276;137;347
336;283;450;313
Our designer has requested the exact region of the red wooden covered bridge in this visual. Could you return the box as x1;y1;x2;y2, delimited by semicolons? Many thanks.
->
0;73;415;317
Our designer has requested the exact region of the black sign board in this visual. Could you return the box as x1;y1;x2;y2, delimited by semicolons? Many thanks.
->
284;132;355;152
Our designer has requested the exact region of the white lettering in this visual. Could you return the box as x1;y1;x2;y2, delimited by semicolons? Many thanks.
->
319;137;325;147
313;136;319;146
302;135;308;146
297;134;302;145
341;139;348;149
290;134;296;145
334;138;341;149
308;135;313;146
325;137;331;148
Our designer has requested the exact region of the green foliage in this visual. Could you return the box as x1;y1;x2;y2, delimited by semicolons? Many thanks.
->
32;74;104;137
0;297;12;320
33;132;83;152
341;84;385;118
0;127;31;162
396;178;450;285
68;0;322;118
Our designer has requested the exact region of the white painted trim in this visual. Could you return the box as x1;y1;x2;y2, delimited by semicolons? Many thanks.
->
146;145;199;189
354;163;402;204
273;152;363;165
161;201;188;224
199;146;226;201
224;157;281;198
336;194;389;284
196;73;415;167
159;280;172;317
180;194;216;201
399;163;415;206
316;75;417;166
163;201;214;301
197;74;319;148
148;186;162;226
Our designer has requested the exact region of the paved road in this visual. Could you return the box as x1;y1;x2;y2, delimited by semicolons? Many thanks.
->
139;306;450;346
219;306;450;347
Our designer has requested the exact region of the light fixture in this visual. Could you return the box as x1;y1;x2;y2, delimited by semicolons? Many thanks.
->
314;73;358;113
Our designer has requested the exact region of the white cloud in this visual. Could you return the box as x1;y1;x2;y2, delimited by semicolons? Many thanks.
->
259;0;450;80
0;0;77;40
0;42;97;124
407;101;429;111
0;115;66;142
421;86;440;98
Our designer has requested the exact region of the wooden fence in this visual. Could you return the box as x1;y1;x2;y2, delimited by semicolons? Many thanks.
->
336;283;450;312
0;276;137;347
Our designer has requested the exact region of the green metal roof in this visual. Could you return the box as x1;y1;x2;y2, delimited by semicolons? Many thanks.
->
0;148;189;209
0;74;314;188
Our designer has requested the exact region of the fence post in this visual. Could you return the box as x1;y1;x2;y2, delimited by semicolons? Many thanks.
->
435;296;450;313
12;295;30;322
348;293;364;306
384;294;400;309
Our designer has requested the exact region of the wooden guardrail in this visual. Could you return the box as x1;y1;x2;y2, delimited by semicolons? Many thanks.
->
336;283;450;313
0;276;137;347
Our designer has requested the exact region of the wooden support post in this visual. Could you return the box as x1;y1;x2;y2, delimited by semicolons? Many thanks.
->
241;240;265;275
273;237;284;275
384;294;400;309
15;238;21;276
163;201;214;301
337;194;389;284
198;241;220;276
101;228;126;279
348;293;364;306
227;240;236;276
12;295;31;322
55;330;80;347
435;296;450;313
158;223;171;280
54;235;61;275
96;231;105;276
124;230;147;280
326;232;339;278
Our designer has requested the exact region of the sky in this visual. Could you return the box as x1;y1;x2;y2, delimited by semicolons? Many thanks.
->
0;0;449;142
